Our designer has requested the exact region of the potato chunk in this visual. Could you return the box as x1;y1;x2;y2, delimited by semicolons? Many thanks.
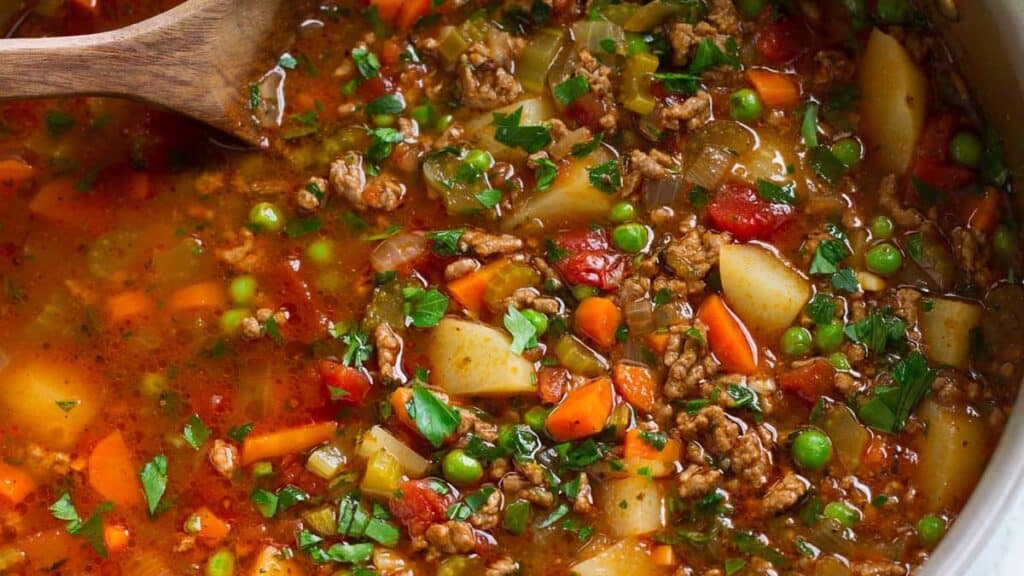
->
719;243;811;336
0;360;100;450
428;318;536;396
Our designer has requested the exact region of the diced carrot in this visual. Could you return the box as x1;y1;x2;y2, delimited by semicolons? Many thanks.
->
612;363;658;414
646;332;670;355
370;0;403;25
103;524;130;553
574;296;622;348
968;187;1000;233
697;295;758;375
28;178;109;232
88;431;143;508
106;290;154;324
241;422;338;465
446;259;507;315
19;529;76;571
396;0;431;31
651;544;677;566
379;39;404;66
389;387;416;431
745;69;800;108
124;171;151;200
0;157;34;195
545;377;614;441
191;506;231;542
622;429;682;463
0;461;36;506
169;281;226;312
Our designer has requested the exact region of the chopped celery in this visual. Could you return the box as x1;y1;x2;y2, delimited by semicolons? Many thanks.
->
361;449;402;497
622;52;660;115
251;461;274;478
306;445;347;479
302;505;339;536
422;148;493;215
517;28;566;93
572;20;624;60
602;3;640;26
483;263;542;312
438;27;472;67
554;335;608;377
624;0;702;32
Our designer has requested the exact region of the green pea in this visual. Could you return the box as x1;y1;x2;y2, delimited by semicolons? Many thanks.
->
220;308;250;336
729;88;763;123
611;223;649;253
442;449;484;486
229;275;257;305
949;131;983;168
306;239;335;266
823;501;860;528
248;202;284;232
734;0;766;19
791;429;833;471
436;114;454;132
994;224;1017;256
865;243;903;276
572;284;599;301
870;215;894;239
916;514;946;546
524;406;550;433
814;322;844;353
875;0;909;23
831;138;862;168
828;352;851;371
411;103;436;128
608;201;637;223
206;548;236;576
520;309;549;336
781;326;813;357
372;114;396;127
463;149;493;173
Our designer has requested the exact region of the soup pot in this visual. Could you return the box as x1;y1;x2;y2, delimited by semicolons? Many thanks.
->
921;3;1024;573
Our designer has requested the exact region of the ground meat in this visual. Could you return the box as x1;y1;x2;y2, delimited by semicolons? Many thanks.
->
877;174;923;228
666;0;738;65
730;431;772;488
458;34;524;109
677;464;723;499
850;561;908;576
574;49;619;131
374;323;405;382
655;91;712;132
456;408;499;443
296;176;328;213
761;472;809;516
892;288;921;327
18;443;71;478
705;0;740;34
469;488;502;530
951;225;994;287
458;229;523;256
664;221;731;294
548;119;594;160
444;258;479;281
208;440;237;478
812;50;856;86
485;557;520;576
630;149;678;180
573;473;594;514
506;287;561;315
433;122;465;149
217;228;259;272
501;461;554;507
932;368;981;405
241;308;288;341
663;320;720;399
422;521;477;560
330;153;407;212
674;406;772;489
533;256;563;291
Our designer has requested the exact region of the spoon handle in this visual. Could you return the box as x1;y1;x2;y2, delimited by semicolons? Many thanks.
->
0;33;141;101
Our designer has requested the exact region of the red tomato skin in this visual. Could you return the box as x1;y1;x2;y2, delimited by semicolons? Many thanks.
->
778;360;836;403
705;183;793;241
756;18;806;63
389;480;451;537
318;359;372;405
553;229;629;290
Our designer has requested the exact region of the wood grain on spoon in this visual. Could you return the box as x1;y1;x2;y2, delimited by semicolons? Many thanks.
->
0;0;299;147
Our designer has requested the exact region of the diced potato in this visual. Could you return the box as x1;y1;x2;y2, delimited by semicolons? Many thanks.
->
463;97;555;161
597;477;666;537
915;399;989;512
428;318;537;396
503;149;615;231
718;244;811;336
0;361;100;450
361;449;402;497
859;29;928;174
357;425;430;477
919;297;983;369
571;538;668;576
249;546;306;576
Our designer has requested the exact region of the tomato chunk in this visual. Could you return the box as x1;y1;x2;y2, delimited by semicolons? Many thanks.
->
705;183;793;241
319;359;372;405
389;480;451;537
552;229;630;290
778;359;836;403
756;18;806;64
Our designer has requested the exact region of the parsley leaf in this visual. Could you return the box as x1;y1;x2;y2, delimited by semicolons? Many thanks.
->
139;454;168;515
447;486;497;521
278;53;298;69
504;305;539;354
533;156;559;191
756;179;796;205
366;94;406;116
844;310;906;354
545;238;569;262
638;431;667;450
352;47;381;79
830;267;859;293
56;400;79;412
808;146;847;184
492;107;552;153
475;188;503;209
571;132;604;158
428;229;465;256
365;128;404;166
45;110;75;138
809;239;851;275
588;160;621;194
182;414;210;450
228;423;253;443
689;37;740;74
50;492;82;533
341;328;373;367
805;293;836;325
650;72;701;94
407;384;461;447
406;288;449;328
251;488;279;518
553;75;591;105
801;102;819;148
858;351;935;433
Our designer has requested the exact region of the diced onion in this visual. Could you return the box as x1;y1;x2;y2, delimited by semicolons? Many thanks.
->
642;175;684;208
571;20;624;57
623;299;655;334
653;301;692;328
621;338;652;366
684;146;734;189
369;233;428;273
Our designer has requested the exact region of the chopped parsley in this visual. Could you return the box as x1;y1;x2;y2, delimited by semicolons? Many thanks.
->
571;132;604;157
427;228;465;256
365;94;406;116
365;127;404;167
45;110;75;138
587;160;621;194
650;72;701;94
809;238;851;275
756;179;796;205
139;454;168;516
447;486;497;521
688;37;740;74
182;414;210;450
553;75;591;106
830;267;860;293
340;327;374;367
492;107;552;153
638;431;668;450
475;187;503;209
533;156;559;191
504;305;539;354
844;310;906;354
801;102;819;148
406;384;461;447
405;287;449;328
805;293;836;325
351;47;381;79
857;351;935;433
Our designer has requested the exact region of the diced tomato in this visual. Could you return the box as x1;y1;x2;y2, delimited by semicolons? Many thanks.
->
914;114;959;163
555;228;611;252
565;93;608;129
756;18;806;64
318;359;372;405
905;115;976;196
552;229;630;290
357;76;393;101
705;182;793;241
778;359;836;403
537;366;569;404
389;480;451;537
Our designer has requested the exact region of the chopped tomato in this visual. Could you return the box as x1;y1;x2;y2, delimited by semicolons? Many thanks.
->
906;115;975;195
778;359;836;403
318;359;371;405
756;18;806;64
357;76;393;101
537;367;569;404
705;182;793;241
389;480;451;536
553;229;630;290
565;93;608;129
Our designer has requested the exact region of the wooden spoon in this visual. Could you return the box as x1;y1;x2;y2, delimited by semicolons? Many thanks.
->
0;0;302;147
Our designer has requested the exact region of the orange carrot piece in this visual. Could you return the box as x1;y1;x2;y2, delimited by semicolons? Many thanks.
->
370;0;403;25
19;529;76;571
0;157;34;194
389;387;416;432
446;259;507;315
88;431;143;508
545;377;614;441
192;506;231;542
28;178;108;231
651;544;677;566
396;0;431;30
378;39;404;66
0;461;36;506
612;363;658;414
106;290;154;324
574;296;622;348
746;69;800;108
698;295;758;375
241;422;338;465
968;187;1000;233
103;524;130;553
169;281;226;312
646;332;670;355
623;429;682;463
